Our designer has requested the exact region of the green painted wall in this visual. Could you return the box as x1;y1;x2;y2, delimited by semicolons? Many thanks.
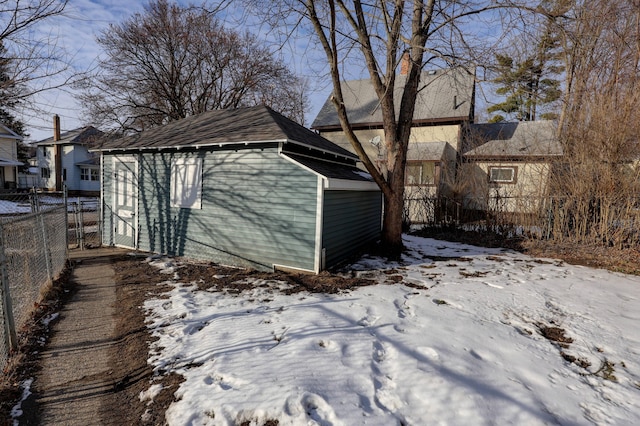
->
322;190;382;268
103;146;319;271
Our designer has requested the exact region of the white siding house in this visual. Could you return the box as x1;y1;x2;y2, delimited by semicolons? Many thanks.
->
0;123;24;190
36;126;103;196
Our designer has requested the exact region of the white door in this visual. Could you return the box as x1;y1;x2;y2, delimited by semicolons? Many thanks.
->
113;157;137;248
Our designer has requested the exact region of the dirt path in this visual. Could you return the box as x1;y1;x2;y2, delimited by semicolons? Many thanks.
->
20;248;128;425
16;248;181;425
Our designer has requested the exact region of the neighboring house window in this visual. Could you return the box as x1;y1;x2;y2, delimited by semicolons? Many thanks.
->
81;167;99;181
489;166;517;183
41;167;50;179
41;147;47;158
171;158;202;209
406;161;436;185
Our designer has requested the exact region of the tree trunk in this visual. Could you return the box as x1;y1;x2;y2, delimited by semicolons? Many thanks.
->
380;171;405;259
381;192;404;259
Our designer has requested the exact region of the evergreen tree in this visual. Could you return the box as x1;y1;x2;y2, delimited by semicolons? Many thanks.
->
0;43;29;170
488;20;563;122
0;43;27;137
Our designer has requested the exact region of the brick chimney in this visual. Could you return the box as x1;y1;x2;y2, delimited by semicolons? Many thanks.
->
400;52;410;75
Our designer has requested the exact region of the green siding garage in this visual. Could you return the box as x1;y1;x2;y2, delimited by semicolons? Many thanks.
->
95;106;381;273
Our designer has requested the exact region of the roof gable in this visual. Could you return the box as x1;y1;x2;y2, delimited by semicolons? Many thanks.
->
311;68;475;129
0;123;23;140
464;121;562;159
37;126;104;148
95;105;357;160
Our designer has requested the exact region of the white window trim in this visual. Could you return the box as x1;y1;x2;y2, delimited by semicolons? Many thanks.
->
171;157;203;209
489;166;517;183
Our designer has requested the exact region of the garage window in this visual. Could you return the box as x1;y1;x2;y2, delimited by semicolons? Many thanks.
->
171;158;202;209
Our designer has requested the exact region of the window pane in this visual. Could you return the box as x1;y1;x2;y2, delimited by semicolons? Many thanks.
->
406;164;422;185
420;162;435;185
406;162;435;185
490;167;515;182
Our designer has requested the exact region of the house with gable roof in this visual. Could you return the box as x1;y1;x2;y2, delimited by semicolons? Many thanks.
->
461;120;562;215
92;105;382;273
0;122;24;190
311;66;476;223
36;116;104;196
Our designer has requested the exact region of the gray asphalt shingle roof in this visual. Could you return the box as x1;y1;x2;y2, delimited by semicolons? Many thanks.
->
311;68;475;129
94;105;357;160
464;121;562;158
284;153;374;182
406;141;451;161
36;126;103;147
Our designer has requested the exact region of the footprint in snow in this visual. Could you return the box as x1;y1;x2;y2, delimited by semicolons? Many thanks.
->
357;315;380;327
203;375;233;390
372;341;398;368
373;375;404;414
357;307;380;327
395;296;418;319
285;393;341;425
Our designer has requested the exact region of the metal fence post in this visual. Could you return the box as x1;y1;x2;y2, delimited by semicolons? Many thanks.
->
0;223;17;352
97;197;102;247
78;201;85;250
29;190;40;213
63;185;69;253
39;207;54;283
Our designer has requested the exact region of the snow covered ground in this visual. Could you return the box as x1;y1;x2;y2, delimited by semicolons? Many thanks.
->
142;235;640;425
0;196;98;215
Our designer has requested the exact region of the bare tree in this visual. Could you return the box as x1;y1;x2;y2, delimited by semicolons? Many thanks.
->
250;0;532;257
78;0;309;133
543;0;640;247
0;0;70;113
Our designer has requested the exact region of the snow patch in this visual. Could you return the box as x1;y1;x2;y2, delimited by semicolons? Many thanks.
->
141;235;640;425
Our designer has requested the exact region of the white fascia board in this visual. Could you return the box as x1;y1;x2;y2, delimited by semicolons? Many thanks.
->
91;139;287;153
324;178;380;191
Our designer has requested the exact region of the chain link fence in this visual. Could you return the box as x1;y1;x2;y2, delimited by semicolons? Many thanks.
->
68;198;101;249
0;191;91;370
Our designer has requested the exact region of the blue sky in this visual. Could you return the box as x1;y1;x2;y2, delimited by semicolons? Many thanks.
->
17;0;335;141
16;0;506;142
18;0;147;141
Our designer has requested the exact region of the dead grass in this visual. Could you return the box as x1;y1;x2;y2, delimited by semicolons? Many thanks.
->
0;262;75;422
523;241;640;275
414;226;640;276
105;256;185;425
